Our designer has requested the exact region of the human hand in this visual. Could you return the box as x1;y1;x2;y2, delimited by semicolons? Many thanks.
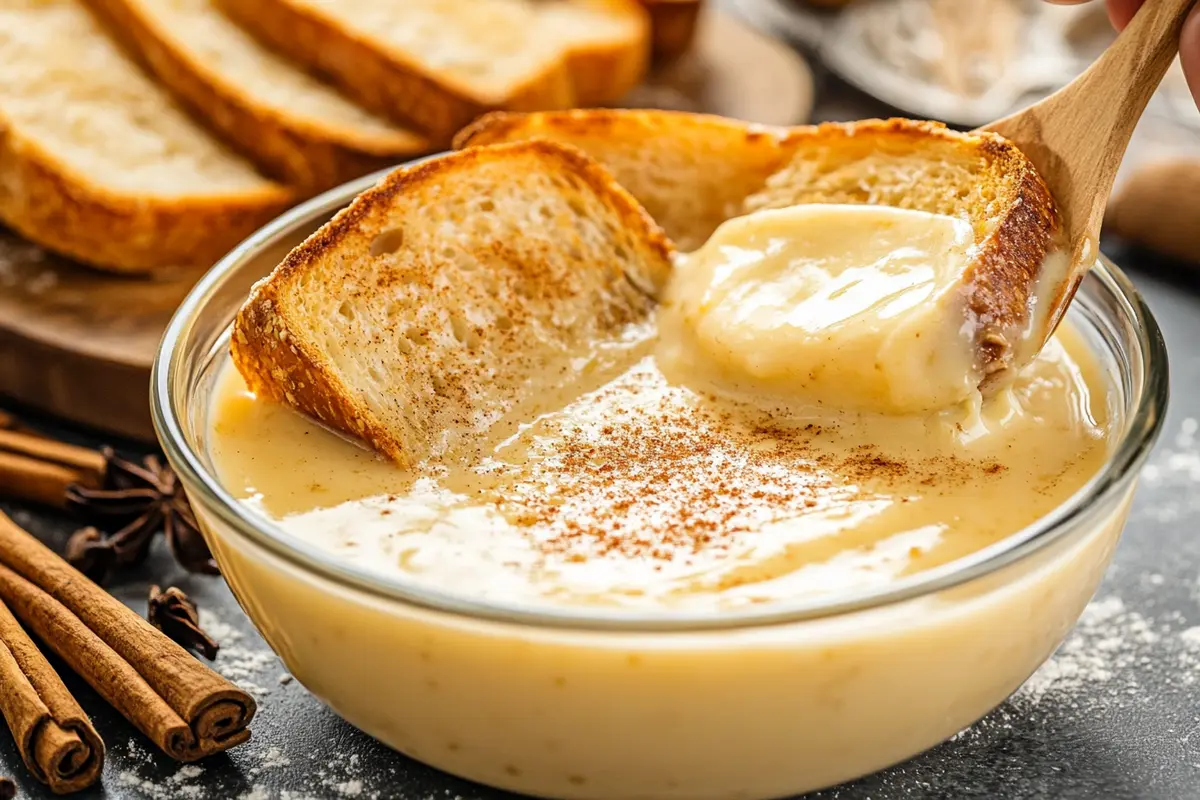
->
1050;0;1200;109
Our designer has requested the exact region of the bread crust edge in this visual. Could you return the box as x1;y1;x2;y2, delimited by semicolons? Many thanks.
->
217;0;575;141
0;124;293;274
640;0;703;62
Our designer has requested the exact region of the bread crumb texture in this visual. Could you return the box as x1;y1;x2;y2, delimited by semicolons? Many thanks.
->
233;141;672;467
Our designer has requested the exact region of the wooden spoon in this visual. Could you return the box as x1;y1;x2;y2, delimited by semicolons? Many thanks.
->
980;0;1197;357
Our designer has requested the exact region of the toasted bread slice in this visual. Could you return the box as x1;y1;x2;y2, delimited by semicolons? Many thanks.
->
232;141;673;467
83;0;430;194
541;0;652;106
0;0;292;273
640;0;703;62
455;110;794;252
457;110;1062;380
216;0;579;141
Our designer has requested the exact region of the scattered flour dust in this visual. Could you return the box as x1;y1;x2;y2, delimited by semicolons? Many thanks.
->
1014;596;1163;705
247;746;293;778
199;609;288;698
944;585;1200;748
1136;416;1200;524
116;762;206;800
238;751;381;799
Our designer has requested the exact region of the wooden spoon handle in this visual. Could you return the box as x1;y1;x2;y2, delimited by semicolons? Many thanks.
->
983;0;1197;250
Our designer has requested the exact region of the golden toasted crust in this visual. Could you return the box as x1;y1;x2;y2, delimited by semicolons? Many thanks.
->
967;137;1061;375
639;0;702;62
562;0;653;106
215;0;575;141
233;140;672;465
83;0;430;194
455;109;793;251
0;127;293;274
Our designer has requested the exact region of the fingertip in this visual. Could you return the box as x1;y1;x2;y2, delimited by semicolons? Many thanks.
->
1180;3;1200;109
1106;0;1143;30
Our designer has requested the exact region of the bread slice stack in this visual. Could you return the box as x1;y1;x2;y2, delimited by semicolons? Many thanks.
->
0;0;292;273
0;0;653;275
217;0;652;140
84;0;431;194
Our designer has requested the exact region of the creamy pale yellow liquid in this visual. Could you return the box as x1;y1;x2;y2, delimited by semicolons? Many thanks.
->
661;204;984;414
204;203;1120;800
209;204;1109;613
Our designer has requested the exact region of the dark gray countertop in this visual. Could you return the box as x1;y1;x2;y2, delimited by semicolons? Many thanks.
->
4;42;1200;800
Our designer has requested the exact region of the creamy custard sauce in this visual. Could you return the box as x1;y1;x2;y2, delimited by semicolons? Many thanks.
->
209;204;1109;613
661;204;981;414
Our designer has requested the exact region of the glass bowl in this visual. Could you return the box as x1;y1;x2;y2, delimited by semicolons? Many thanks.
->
152;167;1169;800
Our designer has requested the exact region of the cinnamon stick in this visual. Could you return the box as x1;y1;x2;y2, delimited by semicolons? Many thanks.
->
0;597;103;794
0;430;106;478
0;430;105;509
0;452;84;510
0;512;256;761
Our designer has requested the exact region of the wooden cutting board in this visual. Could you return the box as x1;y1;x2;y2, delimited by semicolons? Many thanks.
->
622;8;815;126
0;232;199;441
0;8;813;443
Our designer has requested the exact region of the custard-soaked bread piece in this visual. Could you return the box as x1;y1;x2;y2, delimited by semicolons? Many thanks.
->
0;0;292;273
749;119;1062;379
455;110;794;251
84;0;429;194
233;142;673;467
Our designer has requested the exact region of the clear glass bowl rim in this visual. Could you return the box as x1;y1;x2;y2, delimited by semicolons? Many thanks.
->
151;163;1171;633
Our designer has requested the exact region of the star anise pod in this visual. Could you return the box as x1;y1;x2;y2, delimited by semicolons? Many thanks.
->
64;526;118;584
64;448;218;583
148;585;219;660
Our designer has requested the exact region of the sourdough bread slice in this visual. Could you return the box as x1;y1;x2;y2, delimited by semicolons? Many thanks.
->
457;110;1062;381
454;109;794;251
216;0;578;141
0;0;292;273
232;141;673;467
83;0;430;194
540;0;651;106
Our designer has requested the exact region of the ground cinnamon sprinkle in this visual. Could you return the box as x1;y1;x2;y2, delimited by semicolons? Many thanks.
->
469;361;1005;566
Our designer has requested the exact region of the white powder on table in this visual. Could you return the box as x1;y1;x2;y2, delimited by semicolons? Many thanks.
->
115;763;206;800
1015;595;1161;705
1134;417;1200;524
200;609;282;697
